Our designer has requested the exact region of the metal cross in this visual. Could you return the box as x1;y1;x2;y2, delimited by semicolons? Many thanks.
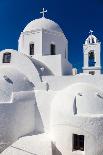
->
40;8;47;18
89;30;93;35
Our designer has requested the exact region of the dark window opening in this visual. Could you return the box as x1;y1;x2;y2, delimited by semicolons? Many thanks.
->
73;134;84;151
89;71;95;75
3;53;11;63
30;44;34;55
92;38;95;43
51;44;56;55
88;38;95;44
88;51;95;66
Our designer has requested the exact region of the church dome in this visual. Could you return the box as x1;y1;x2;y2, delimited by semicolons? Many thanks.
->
23;17;63;33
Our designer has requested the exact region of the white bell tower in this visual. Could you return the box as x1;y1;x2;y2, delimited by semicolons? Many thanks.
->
83;30;101;75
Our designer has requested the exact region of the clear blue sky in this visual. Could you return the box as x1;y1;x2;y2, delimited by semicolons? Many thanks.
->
0;0;103;72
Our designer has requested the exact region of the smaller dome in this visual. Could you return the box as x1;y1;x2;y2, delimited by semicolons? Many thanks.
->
23;17;63;33
51;82;103;125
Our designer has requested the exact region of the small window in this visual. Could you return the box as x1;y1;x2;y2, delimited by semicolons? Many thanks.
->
51;44;56;55
3;53;11;63
73;134;84;151
89;71;95;75
30;44;34;55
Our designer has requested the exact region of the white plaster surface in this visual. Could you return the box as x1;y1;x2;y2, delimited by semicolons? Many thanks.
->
32;55;72;76
50;83;103;155
0;49;41;86
1;134;52;155
23;17;63;33
0;14;103;155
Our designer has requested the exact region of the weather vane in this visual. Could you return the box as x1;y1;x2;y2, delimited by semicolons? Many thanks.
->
40;8;47;18
89;30;93;35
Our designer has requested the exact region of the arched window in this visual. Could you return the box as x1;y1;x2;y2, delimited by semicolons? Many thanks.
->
88;50;95;66
92;38;95;43
30;43;34;55
3;53;11;63
50;44;56;55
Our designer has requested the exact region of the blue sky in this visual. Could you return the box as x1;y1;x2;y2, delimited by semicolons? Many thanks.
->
0;0;103;72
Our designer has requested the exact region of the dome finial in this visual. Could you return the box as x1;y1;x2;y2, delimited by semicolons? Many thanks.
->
89;30;93;35
40;8;47;18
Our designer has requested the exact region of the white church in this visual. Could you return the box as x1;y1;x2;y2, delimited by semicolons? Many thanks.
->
0;8;103;155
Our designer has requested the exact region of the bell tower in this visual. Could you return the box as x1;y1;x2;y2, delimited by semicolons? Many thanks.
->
83;30;101;75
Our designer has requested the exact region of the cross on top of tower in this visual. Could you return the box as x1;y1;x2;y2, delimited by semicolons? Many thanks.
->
89;30;93;35
40;8;47;18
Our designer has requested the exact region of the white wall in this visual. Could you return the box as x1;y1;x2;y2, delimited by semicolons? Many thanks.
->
61;56;72;75
83;68;101;74
51;117;103;155
42;74;103;91
18;31;42;56
50;84;103;155
0;50;41;86
33;55;62;75
0;77;13;103
42;30;68;59
18;29;68;60
35;90;55;133
32;55;72;76
0;91;35;152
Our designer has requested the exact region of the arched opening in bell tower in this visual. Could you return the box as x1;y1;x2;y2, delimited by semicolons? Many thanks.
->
88;50;95;67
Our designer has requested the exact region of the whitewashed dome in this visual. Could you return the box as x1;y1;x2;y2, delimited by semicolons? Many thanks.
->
23;17;63;33
51;82;103;125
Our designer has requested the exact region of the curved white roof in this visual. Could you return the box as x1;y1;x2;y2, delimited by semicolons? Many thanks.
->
0;76;13;103
0;49;41;85
1;134;51;155
51;82;103;124
23;17;63;33
0;67;34;92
